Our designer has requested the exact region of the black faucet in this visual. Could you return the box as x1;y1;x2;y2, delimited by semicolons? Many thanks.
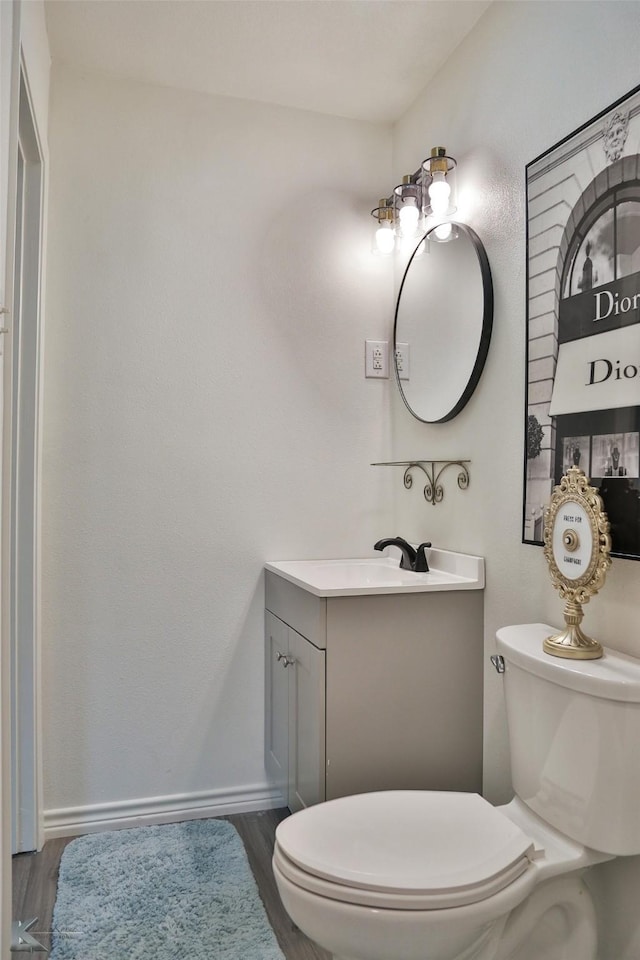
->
374;537;416;570
373;537;431;573
414;541;432;572
374;537;432;572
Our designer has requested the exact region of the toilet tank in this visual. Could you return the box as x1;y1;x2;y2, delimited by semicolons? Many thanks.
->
496;623;640;856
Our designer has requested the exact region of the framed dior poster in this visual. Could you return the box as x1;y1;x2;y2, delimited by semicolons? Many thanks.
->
524;83;640;559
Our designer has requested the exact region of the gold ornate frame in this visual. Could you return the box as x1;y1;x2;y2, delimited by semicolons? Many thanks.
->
543;466;612;659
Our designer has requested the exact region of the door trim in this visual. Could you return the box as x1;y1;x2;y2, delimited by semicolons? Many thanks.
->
0;0;21;948
10;53;45;854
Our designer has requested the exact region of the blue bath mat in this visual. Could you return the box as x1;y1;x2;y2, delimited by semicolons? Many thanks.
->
50;818;285;959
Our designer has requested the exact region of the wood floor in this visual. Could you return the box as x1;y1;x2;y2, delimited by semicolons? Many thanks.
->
12;808;330;959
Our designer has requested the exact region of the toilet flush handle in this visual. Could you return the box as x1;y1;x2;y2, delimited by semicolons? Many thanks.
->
490;654;505;674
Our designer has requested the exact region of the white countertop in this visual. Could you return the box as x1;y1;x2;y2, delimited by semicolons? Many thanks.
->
265;548;484;597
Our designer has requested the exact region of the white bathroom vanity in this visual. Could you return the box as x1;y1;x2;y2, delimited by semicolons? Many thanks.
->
264;550;485;812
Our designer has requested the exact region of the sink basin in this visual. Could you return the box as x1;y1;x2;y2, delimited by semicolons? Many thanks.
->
264;548;484;597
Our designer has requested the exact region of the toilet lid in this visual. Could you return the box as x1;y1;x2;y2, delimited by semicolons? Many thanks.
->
275;792;536;907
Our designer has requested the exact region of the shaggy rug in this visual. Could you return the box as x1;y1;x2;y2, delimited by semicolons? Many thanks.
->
49;818;285;960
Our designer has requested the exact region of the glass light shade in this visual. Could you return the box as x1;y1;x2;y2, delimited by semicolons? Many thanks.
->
398;199;420;232
371;198;396;255
375;221;395;255
394;177;423;239
422;147;457;218
428;175;451;217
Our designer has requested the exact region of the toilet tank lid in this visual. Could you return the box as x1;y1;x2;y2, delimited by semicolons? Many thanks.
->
497;624;640;703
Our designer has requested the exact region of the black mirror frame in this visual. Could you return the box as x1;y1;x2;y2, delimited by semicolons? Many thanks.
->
393;221;494;424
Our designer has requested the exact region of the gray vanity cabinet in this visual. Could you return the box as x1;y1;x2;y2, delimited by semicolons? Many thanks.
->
265;570;483;813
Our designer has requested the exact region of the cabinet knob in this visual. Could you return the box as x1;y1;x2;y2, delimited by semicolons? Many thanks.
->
276;651;296;668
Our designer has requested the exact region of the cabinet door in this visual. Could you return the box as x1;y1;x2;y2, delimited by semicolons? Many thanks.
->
288;629;325;813
265;611;289;802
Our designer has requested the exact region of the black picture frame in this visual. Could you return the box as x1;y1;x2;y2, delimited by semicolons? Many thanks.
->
524;83;640;560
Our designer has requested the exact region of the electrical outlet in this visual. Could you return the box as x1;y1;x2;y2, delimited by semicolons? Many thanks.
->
395;342;410;381
365;340;389;378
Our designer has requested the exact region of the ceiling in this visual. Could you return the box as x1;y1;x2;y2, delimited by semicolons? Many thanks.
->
44;0;491;125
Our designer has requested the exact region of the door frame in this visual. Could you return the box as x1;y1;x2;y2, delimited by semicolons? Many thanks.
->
0;0;21;947
10;53;45;855
0;1;47;944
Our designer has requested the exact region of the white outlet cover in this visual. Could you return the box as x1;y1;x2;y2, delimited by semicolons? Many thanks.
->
365;340;389;378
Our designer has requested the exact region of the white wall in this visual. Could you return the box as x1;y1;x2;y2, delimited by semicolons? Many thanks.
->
42;65;395;825
391;3;640;957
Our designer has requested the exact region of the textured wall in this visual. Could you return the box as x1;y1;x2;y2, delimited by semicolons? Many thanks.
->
42;66;395;814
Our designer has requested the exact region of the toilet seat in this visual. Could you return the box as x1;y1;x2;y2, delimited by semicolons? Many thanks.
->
274;791;537;911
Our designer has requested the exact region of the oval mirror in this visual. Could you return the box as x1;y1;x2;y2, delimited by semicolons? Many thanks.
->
393;222;493;423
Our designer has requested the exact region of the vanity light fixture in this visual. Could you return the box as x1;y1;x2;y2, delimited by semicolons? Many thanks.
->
371;147;457;254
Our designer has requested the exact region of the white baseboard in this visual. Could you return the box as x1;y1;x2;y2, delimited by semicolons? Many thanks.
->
43;782;286;840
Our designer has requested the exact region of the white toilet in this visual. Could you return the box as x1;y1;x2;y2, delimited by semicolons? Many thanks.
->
272;622;640;960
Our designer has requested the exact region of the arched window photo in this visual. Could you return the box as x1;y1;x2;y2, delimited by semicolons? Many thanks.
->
563;191;640;299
